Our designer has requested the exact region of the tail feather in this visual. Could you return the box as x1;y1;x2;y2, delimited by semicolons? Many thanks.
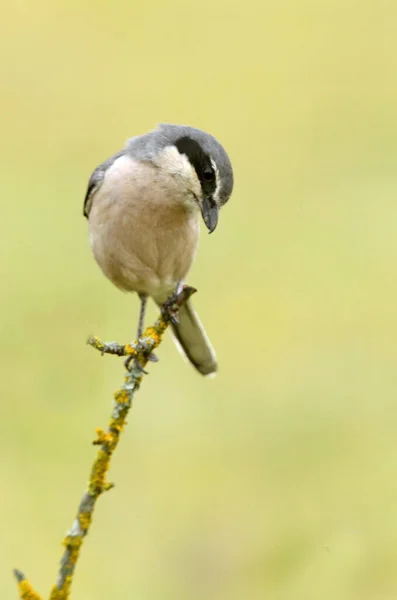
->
161;299;217;376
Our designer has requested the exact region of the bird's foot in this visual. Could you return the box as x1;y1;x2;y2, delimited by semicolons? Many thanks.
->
161;285;197;325
123;285;196;373
124;354;148;374
124;346;158;373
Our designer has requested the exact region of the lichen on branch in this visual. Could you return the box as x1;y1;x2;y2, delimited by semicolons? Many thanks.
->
14;286;196;600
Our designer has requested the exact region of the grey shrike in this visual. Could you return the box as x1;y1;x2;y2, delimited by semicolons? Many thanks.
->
83;124;234;375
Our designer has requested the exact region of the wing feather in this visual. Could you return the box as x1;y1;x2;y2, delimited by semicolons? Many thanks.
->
83;150;124;218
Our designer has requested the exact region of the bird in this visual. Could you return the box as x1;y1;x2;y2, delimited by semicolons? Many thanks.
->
83;124;234;376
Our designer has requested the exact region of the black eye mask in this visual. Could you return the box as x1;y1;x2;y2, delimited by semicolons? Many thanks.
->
174;136;218;232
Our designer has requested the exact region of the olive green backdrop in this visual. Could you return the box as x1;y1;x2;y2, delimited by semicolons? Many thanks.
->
1;1;397;599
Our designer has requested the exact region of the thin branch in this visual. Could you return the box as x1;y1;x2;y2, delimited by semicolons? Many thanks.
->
13;570;42;600
14;286;196;600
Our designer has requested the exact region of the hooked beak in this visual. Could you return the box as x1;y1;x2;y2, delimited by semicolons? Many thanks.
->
201;196;219;233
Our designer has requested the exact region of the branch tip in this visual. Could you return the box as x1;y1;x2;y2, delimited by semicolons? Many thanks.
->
14;570;42;600
13;568;25;583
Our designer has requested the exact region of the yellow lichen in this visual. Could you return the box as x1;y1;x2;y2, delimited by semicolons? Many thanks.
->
143;326;162;345
109;421;124;434
63;536;82;551
22;301;183;600
124;343;137;356
89;449;110;495
48;588;61;600
18;580;42;600
78;512;92;533
90;336;104;352
49;573;74;600
114;389;129;403
93;428;113;446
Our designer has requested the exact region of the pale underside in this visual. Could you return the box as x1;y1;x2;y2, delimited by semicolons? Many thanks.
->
88;152;201;302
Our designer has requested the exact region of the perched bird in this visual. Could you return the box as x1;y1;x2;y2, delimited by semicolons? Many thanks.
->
84;124;234;375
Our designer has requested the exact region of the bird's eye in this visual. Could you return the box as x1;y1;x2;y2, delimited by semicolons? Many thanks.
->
202;165;215;182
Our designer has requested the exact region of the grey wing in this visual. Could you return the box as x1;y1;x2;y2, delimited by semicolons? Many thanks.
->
83;150;125;218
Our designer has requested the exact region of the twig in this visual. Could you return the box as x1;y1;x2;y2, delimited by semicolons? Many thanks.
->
14;286;196;600
13;570;42;600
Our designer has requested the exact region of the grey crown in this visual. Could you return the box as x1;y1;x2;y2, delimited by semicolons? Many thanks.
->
125;124;234;206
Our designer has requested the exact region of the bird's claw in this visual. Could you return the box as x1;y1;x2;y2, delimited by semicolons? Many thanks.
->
123;285;197;373
160;297;179;325
161;285;197;324
124;345;158;373
124;354;148;374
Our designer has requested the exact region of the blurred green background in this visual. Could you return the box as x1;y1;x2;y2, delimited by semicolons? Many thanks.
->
1;1;397;598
